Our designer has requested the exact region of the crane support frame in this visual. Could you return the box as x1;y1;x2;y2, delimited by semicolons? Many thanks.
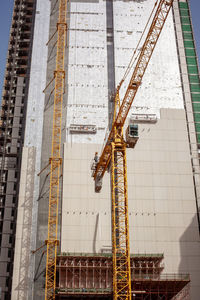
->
111;139;131;300
93;0;174;182
45;1;67;300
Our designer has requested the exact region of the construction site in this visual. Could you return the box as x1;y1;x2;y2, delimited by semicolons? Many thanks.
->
0;0;200;299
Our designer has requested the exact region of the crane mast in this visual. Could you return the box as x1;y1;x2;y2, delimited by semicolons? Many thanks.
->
45;1;67;299
92;1;174;299
111;90;132;299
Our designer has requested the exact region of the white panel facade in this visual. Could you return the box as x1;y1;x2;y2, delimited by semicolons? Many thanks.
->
61;143;112;253
17;1;50;299
66;0;108;144
62;109;200;299
113;0;184;117
24;0;50;213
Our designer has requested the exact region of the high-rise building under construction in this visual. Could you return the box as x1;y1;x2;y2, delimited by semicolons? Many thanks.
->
0;0;200;299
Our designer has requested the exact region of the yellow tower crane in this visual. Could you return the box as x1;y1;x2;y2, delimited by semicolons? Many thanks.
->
45;0;67;300
92;1;175;299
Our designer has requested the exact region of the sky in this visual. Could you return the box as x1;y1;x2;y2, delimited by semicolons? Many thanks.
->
0;0;200;98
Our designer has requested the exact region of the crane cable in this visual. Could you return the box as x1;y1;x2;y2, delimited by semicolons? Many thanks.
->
120;0;159;86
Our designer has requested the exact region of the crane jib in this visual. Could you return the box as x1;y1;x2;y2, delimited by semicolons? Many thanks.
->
93;0;174;182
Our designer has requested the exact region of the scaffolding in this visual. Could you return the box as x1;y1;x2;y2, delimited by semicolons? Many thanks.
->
56;254;190;299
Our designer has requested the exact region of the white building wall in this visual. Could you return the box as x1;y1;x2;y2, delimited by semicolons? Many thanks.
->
61;143;112;254
62;109;200;299
66;1;185;147
11;147;36;300
113;0;184;117
61;1;200;299
66;0;108;144
11;1;50;299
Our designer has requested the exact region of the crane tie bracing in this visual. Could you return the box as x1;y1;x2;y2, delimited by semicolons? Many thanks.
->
45;1;67;300
92;1;175;299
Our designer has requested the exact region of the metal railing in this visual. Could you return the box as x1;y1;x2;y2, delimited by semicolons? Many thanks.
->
133;273;190;281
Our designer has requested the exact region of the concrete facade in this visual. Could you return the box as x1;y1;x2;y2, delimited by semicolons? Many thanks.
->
10;0;51;298
62;109;200;299
11;147;36;300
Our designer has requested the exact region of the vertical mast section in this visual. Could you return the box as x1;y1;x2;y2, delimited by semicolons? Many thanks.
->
111;142;131;300
45;1;67;300
111;91;131;300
